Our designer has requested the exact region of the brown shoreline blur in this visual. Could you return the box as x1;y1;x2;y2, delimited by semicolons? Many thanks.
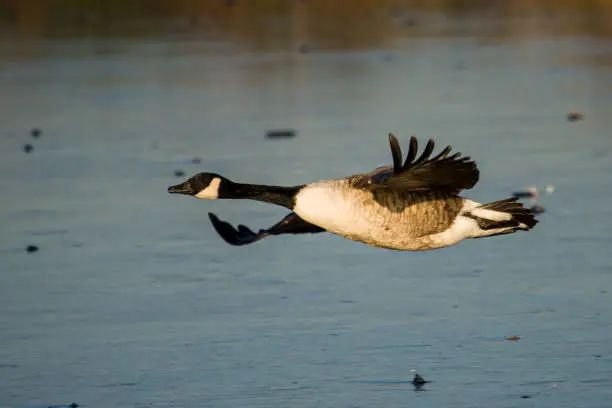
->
1;0;612;50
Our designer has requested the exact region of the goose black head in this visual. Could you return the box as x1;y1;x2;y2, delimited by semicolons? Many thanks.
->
168;172;226;199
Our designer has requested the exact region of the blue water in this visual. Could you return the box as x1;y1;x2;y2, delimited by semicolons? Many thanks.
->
1;12;612;408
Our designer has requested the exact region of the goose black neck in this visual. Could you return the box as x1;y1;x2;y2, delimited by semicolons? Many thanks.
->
221;181;302;209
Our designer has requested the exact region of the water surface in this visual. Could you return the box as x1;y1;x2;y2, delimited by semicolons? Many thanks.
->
1;3;612;408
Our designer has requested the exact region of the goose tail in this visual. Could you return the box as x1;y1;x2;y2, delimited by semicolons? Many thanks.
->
467;197;538;238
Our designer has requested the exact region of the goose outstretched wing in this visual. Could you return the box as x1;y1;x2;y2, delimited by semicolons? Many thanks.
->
208;212;326;246
362;134;480;194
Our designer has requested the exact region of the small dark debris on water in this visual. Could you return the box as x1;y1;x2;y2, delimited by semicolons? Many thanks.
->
26;245;39;253
530;204;546;214
512;187;537;199
520;395;532;399
266;129;297;139
190;157;202;164
31;128;42;138
173;170;186;177
299;44;311;54
506;335;521;341
566;111;584;122
23;143;34;153
412;373;430;387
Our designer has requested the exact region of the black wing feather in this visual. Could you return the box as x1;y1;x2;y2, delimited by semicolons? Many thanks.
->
411;138;435;167
388;133;403;174
430;145;452;161
402;135;419;170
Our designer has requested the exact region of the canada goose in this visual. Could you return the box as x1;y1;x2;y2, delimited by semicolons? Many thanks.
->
168;134;538;251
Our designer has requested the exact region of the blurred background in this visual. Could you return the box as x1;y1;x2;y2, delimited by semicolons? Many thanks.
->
1;1;612;407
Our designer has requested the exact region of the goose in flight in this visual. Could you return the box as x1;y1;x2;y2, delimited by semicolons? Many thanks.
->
168;134;538;251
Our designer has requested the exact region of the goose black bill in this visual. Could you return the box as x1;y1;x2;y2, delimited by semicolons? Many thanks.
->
168;181;193;195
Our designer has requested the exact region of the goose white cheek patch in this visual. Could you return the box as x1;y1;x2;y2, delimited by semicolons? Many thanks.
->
195;177;221;199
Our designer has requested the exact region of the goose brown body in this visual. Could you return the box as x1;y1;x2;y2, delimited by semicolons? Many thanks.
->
294;178;465;250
